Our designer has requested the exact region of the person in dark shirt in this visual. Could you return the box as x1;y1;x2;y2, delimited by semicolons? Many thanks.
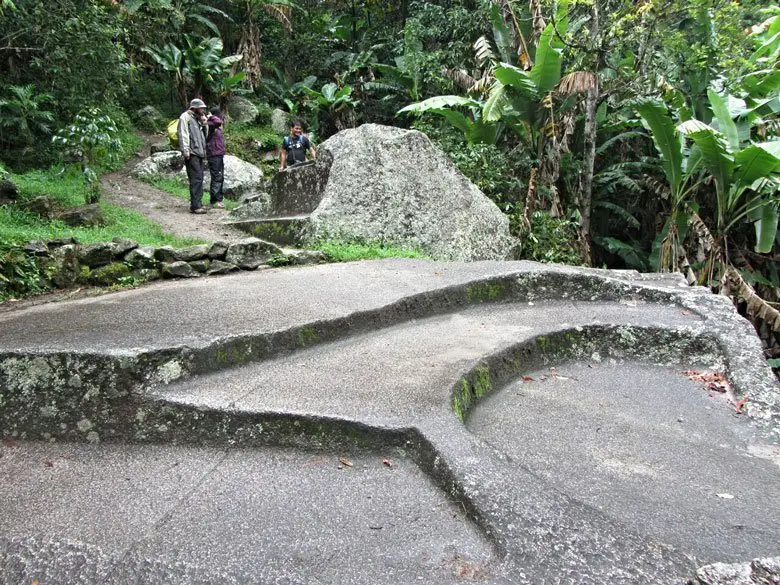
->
206;107;226;208
279;120;316;171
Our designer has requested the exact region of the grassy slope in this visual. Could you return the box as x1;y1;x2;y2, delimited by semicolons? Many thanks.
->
1;168;202;247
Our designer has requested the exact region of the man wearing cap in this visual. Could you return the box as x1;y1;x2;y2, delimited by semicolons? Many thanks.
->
178;98;209;214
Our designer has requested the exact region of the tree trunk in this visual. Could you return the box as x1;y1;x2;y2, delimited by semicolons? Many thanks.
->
236;12;262;91
577;1;601;266
579;82;597;265
521;167;538;233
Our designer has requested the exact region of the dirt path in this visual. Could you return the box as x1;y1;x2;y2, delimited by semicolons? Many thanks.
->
101;134;248;243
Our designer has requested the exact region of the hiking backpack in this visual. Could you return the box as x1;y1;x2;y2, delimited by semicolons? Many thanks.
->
167;119;180;147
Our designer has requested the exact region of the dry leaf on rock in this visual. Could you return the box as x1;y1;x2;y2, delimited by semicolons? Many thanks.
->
733;396;749;414
683;370;730;394
382;458;393;468
339;457;353;467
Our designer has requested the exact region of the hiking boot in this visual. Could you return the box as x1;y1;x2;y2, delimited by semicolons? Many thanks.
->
190;207;207;214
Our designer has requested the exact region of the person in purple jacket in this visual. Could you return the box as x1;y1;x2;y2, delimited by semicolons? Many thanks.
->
206;107;225;208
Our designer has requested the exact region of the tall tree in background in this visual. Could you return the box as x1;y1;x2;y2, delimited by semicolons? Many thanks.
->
233;0;295;89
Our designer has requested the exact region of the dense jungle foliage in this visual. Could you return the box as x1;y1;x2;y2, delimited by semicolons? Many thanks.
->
0;0;778;363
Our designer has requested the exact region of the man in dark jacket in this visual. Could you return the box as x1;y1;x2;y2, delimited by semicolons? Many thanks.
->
178;98;209;214
206;107;225;208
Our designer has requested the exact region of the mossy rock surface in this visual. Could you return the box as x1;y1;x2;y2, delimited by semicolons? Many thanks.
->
88;262;131;286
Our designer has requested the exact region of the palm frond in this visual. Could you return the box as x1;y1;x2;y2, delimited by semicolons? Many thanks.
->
596;131;646;155
556;71;596;95
442;68;477;91
593;201;642;228
263;5;292;33
474;36;496;69
190;13;221;36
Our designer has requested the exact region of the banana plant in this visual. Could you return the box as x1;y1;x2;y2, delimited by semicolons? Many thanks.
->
145;36;243;107
397;95;498;145
396;1;566;147
300;82;360;137
638;90;780;330
678;104;779;256
636;98;701;273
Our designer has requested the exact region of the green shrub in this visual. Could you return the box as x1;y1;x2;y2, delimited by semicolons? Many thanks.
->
518;212;581;265
0;244;48;301
412;119;532;215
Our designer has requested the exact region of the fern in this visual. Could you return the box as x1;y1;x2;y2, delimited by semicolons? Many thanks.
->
474;36;497;69
596;131;646;156
595;236;649;271
594;201;641;229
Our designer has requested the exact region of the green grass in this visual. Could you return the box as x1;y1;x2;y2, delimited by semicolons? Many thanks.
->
138;174;239;210
225;122;282;176
140;174;190;199
1;167;202;247
315;241;426;262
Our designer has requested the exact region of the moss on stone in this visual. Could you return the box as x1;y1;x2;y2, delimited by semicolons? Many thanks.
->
473;364;491;399
298;326;318;347
466;282;504;303
89;262;131;286
77;265;91;285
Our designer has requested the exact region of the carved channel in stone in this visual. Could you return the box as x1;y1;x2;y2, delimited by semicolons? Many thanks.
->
1;273;709;443
450;325;726;423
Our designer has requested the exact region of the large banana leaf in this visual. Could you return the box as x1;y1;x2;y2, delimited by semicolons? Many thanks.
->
748;201;779;254
466;120;498;145
529;23;562;94
677;120;734;215
555;0;570;38
707;90;740;151
741;69;780;99
733;142;780;191
636;99;684;200
397;95;481;115
749;30;780;64
489;3;514;64
494;63;538;97
483;82;508;123
430;109;471;135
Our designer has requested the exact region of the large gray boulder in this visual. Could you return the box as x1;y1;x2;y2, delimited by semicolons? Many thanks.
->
134;151;263;201
227;96;259;124
271;108;290;136
133;151;185;177
183;155;264;201
311;124;516;261
134;105;166;132
54;204;105;227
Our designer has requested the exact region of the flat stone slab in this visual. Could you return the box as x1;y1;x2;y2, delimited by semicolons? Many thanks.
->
0;441;499;585
468;361;780;562
1;259;778;584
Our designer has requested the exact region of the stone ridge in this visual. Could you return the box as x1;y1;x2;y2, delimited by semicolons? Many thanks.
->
1;260;779;584
1;261;777;443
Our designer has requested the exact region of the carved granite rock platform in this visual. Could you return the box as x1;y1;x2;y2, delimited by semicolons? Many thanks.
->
1;259;778;584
